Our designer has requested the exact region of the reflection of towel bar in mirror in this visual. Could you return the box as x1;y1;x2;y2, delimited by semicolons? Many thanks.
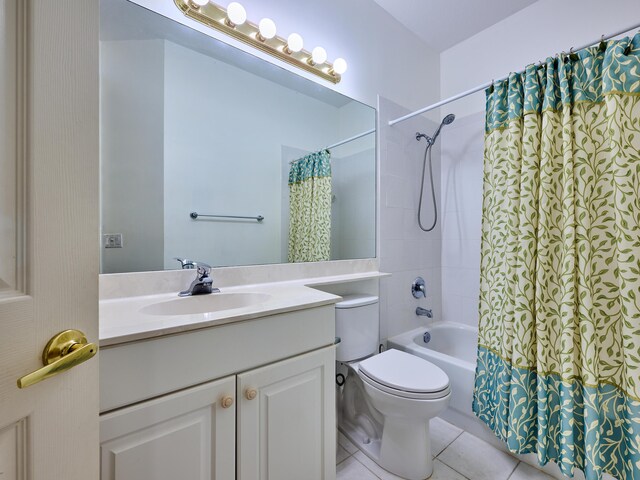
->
190;212;264;222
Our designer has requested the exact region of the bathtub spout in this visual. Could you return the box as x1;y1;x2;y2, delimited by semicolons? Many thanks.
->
416;307;433;318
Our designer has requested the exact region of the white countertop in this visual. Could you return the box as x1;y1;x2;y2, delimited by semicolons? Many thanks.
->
100;271;389;347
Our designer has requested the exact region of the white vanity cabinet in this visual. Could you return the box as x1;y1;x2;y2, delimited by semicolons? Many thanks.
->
99;305;337;480
237;346;335;480
100;376;237;480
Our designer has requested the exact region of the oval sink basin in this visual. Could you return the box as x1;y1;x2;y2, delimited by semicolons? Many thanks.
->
140;293;272;316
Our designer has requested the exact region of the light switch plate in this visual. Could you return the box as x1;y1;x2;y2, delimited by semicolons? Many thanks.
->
104;233;123;248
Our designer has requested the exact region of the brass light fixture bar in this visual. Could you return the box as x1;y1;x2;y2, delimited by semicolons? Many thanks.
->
174;0;343;84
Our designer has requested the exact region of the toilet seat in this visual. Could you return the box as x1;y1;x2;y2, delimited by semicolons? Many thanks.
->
357;349;450;400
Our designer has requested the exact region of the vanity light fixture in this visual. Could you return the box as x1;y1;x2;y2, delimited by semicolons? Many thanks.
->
176;0;345;83
331;57;348;75
309;46;327;66
257;18;276;42
285;33;304;54
225;2;246;27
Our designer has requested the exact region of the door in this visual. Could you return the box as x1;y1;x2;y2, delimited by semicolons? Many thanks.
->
100;376;236;480
237;346;336;480
0;0;99;479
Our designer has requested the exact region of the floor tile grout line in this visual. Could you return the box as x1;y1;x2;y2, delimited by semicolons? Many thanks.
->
506;460;521;479
435;453;473;480
336;451;353;467
433;429;471;479
434;428;464;458
352;454;385;479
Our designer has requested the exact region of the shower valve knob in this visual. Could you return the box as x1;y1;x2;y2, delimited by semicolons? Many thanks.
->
411;277;426;298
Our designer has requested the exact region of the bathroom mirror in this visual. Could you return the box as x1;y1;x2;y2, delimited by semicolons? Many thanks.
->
100;0;376;274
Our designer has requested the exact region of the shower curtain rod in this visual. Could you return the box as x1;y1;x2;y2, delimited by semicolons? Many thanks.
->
289;128;375;164
326;128;375;150
388;21;640;127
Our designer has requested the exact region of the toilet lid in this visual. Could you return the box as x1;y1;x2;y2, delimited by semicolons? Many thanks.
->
358;349;449;394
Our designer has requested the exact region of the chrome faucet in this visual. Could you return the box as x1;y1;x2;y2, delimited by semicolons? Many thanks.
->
416;307;433;318
178;261;220;297
174;257;197;269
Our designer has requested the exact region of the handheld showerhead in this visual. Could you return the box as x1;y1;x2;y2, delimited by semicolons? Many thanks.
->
415;113;456;232
415;114;455;146
430;113;456;145
442;113;455;125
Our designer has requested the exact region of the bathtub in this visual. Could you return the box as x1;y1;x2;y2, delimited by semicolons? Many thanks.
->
388;323;478;422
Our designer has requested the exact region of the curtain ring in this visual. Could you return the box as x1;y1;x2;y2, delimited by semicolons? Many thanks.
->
599;35;607;52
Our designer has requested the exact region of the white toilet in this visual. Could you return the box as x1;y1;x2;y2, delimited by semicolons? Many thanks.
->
336;295;451;480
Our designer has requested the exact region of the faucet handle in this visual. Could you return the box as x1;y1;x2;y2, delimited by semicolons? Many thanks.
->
174;257;196;269
411;277;426;298
193;261;212;279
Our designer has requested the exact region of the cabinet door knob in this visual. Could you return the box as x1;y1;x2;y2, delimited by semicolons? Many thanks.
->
245;388;257;400
221;396;234;408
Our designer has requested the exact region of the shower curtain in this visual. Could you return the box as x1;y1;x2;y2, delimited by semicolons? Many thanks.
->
473;33;640;480
287;150;332;262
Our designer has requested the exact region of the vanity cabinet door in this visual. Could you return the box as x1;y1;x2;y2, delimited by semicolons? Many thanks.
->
237;346;336;480
100;375;236;480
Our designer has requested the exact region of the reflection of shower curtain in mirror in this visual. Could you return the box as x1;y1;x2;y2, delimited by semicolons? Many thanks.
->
288;150;332;262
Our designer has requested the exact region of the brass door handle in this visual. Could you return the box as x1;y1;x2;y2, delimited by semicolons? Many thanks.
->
17;329;98;389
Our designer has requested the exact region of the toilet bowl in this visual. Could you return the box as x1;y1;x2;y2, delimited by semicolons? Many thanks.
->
335;295;451;480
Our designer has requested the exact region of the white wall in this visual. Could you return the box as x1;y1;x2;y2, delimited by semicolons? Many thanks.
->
439;112;483;326
378;96;441;341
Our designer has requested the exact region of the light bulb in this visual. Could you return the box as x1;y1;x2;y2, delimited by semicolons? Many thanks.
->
258;18;276;40
311;46;327;65
226;2;246;26
192;0;208;5
286;33;304;53
332;58;348;75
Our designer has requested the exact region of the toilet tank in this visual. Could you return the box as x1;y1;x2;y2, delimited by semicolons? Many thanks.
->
335;294;379;362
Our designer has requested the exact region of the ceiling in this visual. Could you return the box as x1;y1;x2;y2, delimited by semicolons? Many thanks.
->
371;0;539;52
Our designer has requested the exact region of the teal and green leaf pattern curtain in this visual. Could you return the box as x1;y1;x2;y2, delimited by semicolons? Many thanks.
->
474;33;640;480
288;150;332;262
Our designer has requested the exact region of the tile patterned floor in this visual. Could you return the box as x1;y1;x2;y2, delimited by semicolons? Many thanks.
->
336;417;560;480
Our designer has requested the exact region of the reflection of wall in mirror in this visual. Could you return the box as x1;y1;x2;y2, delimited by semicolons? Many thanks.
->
101;38;374;273
162;41;340;269
101;39;166;274
330;101;376;261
